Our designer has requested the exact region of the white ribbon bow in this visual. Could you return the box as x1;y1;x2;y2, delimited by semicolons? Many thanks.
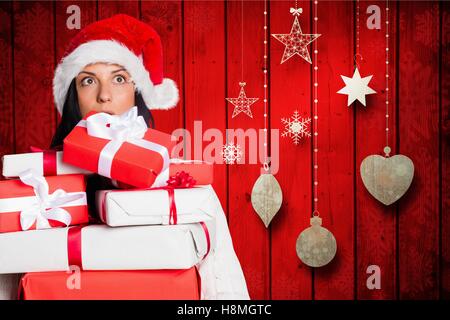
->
79;106;170;183
19;170;83;231
290;7;303;16
86;106;147;142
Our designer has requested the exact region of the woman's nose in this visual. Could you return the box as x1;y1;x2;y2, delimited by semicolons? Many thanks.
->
97;84;112;104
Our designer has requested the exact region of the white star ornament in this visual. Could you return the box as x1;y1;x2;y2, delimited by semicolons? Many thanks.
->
337;68;376;106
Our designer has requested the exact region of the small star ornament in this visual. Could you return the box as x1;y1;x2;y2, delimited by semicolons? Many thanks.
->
271;7;320;64
226;82;259;118
337;67;376;106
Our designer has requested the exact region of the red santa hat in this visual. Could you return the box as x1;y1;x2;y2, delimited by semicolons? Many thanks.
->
53;14;179;114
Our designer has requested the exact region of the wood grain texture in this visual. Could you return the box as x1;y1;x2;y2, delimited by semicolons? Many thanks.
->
441;0;450;300
398;1;440;300
0;1;14;178
98;0;139;20
314;0;355;300
356;0;397;299
0;0;447;300
141;0;184;134
13;1;55;153
54;0;97;129
0;274;20;300
226;0;269;300
183;1;228;216
270;0;312;300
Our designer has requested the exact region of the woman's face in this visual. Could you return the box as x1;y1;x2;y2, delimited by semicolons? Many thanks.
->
75;63;135;117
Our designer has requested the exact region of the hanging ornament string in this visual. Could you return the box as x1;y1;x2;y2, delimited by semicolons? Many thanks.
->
241;0;244;83
336;0;376;107
313;0;319;214
296;0;337;268
263;0;269;169
384;0;390;156
278;0;313;145
355;0;362;68
360;0;414;206
225;0;259;121
251;0;283;228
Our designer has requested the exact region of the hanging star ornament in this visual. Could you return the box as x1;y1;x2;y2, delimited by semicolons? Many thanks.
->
337;67;376;106
226;82;259;118
271;7;320;64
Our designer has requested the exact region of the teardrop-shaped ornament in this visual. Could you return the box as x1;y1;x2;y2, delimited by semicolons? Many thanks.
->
296;213;337;267
251;171;283;228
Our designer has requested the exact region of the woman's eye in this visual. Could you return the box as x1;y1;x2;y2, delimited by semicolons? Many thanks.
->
80;77;95;86
113;75;127;84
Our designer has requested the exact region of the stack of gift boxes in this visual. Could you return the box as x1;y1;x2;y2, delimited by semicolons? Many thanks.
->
0;107;216;300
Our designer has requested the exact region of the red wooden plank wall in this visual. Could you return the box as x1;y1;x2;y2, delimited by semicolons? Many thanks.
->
0;0;448;300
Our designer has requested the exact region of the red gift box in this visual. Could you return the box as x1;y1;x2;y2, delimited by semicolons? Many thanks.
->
169;161;214;186
115;160;214;189
19;267;201;300
63;108;177;188
0;174;88;233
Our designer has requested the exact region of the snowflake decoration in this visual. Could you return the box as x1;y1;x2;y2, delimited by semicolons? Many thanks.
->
222;142;243;164
281;110;311;145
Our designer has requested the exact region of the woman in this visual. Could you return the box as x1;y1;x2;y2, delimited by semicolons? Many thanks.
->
50;13;180;216
1;14;249;300
50;62;155;148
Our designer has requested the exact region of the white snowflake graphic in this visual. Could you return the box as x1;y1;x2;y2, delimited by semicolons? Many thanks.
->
221;142;242;164
281;110;311;145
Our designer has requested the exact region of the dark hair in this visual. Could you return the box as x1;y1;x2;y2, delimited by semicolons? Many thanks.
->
50;78;154;149
50;78;155;219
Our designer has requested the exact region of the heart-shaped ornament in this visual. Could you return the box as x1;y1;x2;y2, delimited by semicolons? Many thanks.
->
360;153;414;206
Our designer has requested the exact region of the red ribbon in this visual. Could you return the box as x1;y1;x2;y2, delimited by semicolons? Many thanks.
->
67;226;83;269
167;188;177;225
194;266;202;299
65;222;211;269
199;221;211;260
29;146;57;176
101;172;197;225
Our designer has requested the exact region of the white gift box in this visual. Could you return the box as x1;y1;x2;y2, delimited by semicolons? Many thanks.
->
96;185;217;227
0;222;215;274
2;151;91;178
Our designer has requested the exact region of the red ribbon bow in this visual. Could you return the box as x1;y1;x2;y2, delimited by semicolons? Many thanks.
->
166;171;197;189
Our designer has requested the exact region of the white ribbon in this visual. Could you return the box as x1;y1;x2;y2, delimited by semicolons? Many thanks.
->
77;107;170;185
16;169;85;231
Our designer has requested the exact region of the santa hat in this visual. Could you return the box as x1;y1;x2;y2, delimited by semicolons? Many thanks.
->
53;14;179;114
